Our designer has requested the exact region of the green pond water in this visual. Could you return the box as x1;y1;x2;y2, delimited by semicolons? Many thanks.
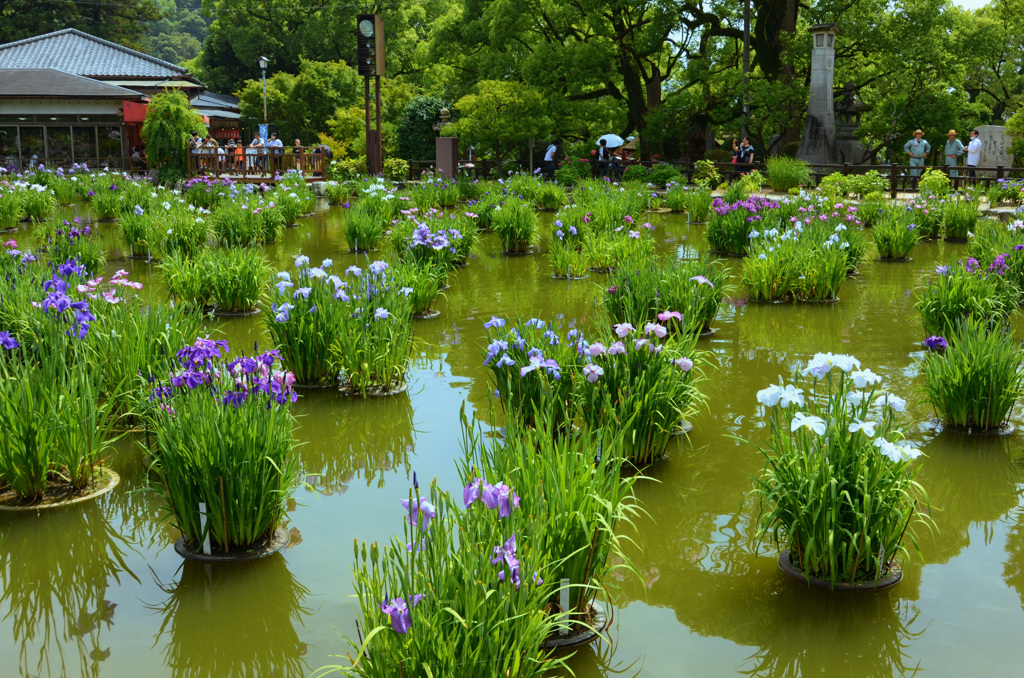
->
2;201;1024;677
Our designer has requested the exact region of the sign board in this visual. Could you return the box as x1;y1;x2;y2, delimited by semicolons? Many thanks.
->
975;125;1015;172
259;124;269;141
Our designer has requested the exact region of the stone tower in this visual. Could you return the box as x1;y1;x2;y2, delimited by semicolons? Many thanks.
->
796;24;840;165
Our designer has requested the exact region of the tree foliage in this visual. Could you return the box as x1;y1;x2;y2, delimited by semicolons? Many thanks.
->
397;96;448;161
141;89;208;186
448;80;551;173
0;0;162;47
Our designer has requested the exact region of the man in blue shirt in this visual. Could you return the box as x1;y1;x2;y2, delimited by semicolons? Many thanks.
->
903;129;930;177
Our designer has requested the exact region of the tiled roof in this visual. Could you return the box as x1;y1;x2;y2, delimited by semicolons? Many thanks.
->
0;69;144;98
0;28;190;79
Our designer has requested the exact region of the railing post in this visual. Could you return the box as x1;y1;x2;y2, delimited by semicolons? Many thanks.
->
842;162;850;176
889;163;898;200
996;165;1004;182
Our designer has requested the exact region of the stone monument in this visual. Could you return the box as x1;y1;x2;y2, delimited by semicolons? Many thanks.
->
796;24;841;166
974;125;1015;174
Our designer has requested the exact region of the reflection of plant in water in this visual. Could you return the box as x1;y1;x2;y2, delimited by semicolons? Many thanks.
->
150;555;310;678
739;596;926;678
915;434;1024;566
1002;504;1024;605
0;502;138;678
293;391;414;494
550;620;643;678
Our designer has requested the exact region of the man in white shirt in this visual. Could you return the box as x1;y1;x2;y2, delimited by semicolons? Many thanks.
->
543;140;560;180
266;132;284;172
965;129;982;178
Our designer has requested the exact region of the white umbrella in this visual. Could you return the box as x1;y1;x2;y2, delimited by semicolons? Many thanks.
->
596;133;625;148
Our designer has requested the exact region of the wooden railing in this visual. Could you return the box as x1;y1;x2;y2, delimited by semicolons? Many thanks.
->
188;147;327;183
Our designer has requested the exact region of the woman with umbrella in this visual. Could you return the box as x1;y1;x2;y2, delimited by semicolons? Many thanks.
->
596;133;624;178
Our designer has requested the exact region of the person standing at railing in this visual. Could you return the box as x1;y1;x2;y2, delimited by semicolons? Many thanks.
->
732;137;754;178
965;129;982;178
543;140;561;180
248;134;264;173
266;132;284;173
944;129;964;178
903;129;930;177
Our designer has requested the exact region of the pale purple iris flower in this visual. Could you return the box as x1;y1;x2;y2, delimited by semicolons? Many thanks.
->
374;307;390;320
583;364;604;383
380;594;425;634
613;323;635;338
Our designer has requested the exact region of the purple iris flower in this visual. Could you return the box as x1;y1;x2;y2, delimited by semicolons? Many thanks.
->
463;477;485;507
0;331;19;350
481;482;520;518
274;303;294;322
292;287;312;299
491;533;521;588
380;594;425;634
924;335;947;350
401;497;436;531
374;307;390;320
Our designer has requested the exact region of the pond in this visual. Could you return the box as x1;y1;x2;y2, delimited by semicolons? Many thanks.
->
1;200;1023;677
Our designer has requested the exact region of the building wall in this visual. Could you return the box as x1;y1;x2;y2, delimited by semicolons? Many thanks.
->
0;98;127;170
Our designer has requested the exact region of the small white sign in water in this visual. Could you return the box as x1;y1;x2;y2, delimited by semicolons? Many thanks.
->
560;578;570;635
198;502;212;555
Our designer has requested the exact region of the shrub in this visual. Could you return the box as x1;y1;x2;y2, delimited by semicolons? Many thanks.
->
692;159;721;188
383;157;410;181
752;353;928;585
649;163;683;188
921;318;1024;431
147;339;300;552
554;158;591;186
621;164;650;183
849;170;888;197
918;168;951;197
766;156;813;192
915;258;1019;338
739;169;766;194
817;172;849;200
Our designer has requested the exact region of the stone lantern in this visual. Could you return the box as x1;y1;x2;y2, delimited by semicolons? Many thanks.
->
433;108;458;178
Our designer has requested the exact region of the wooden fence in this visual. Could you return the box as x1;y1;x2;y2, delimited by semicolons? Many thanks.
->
188;147;326;183
405;158;1024;199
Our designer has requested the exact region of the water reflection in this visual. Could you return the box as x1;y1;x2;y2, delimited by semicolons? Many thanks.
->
915;432;1024;565
150;555;310;678
738;595;926;678
294;389;414;494
0;503;138;677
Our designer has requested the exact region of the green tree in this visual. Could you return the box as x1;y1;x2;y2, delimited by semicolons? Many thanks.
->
0;0;162;47
147;0;210;64
141;89;207;185
448;80;551;173
397;95;447;161
236;59;360;144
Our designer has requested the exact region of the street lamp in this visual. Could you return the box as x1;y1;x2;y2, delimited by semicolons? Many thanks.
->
258;56;269;125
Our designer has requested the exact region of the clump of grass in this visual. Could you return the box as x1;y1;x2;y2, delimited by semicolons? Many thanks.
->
765;156;812;192
147;339;300;552
915;258;1020;338
874;205;920;260
922;318;1024;431
344;203;386;252
942;194;979;240
491;197;540;254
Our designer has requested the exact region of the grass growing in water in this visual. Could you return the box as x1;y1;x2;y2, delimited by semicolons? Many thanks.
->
921;318;1024;431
